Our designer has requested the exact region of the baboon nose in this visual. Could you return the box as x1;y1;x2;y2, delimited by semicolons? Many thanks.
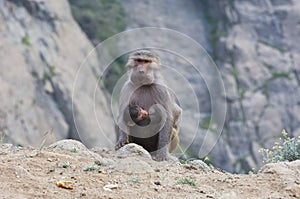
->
139;70;145;74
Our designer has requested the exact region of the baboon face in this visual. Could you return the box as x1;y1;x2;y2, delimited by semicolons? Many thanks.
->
128;58;155;85
126;50;160;85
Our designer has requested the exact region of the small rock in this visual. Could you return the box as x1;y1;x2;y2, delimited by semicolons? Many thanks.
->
189;160;211;171
103;183;118;191
48;139;88;152
260;160;300;175
48;139;114;165
116;143;152;159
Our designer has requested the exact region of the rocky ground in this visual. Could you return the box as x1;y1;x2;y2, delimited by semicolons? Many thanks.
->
0;140;299;199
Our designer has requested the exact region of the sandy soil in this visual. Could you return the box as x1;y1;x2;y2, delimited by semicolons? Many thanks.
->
0;142;299;199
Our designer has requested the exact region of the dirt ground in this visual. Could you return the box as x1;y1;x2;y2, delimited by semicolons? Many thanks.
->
0;141;299;199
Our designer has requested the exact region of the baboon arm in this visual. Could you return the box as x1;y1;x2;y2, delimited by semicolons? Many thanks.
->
115;128;129;150
154;117;173;161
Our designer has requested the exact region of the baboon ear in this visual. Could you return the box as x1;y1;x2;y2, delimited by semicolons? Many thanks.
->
125;59;135;69
150;62;160;69
127;121;136;127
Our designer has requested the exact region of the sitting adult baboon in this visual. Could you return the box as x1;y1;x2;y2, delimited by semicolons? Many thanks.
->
115;50;182;161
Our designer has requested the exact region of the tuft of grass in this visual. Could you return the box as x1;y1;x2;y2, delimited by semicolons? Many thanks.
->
0;133;3;143
256;71;291;98
237;84;246;99
42;66;56;82
200;116;214;130
176;177;196;187
83;165;101;172
128;176;139;184
38;130;52;152
270;71;291;80
60;161;70;168
69;148;78;153
258;39;286;54
31;71;39;80
22;36;31;46
230;67;238;77
259;129;300;164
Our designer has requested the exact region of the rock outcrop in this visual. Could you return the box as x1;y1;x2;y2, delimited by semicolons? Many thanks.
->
118;0;300;172
208;0;300;172
0;0;114;148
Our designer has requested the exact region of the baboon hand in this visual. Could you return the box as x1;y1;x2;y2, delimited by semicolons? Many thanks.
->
115;136;129;150
152;151;168;161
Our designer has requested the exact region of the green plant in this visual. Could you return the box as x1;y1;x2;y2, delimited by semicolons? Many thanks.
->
42;66;56;82
270;71;291;80
69;148;77;153
176;177;196;187
69;0;126;44
83;165;100;172
200;116;215;130
258;39;286;54
31;71;39;80
38;130;52;151
128;176;139;184
230;67;238;77
203;10;218;60
22;36;31;46
102;55;127;93
259;129;300;163
237;84;246;99
68;0;127;93
262;71;291;97
60;161;70;168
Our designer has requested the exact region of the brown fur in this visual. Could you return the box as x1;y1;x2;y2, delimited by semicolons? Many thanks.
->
115;50;182;161
127;104;179;152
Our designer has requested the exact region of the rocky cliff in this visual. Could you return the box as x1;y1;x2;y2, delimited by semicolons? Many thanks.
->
118;0;300;172
208;0;300;172
0;0;114;148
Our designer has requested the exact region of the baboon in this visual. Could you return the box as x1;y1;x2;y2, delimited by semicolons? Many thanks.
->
115;50;182;161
